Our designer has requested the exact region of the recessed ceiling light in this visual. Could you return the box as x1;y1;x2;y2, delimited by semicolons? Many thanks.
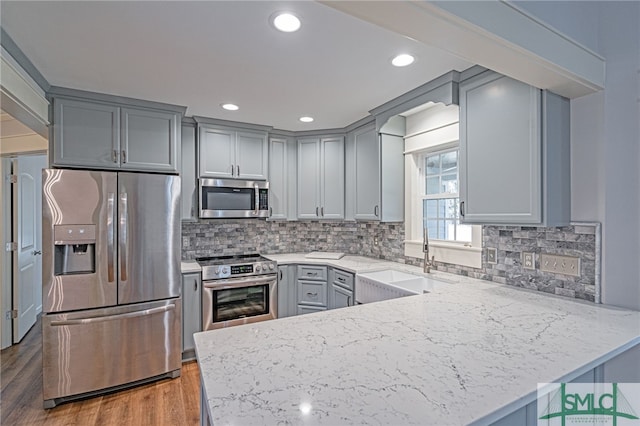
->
272;12;301;33
391;54;415;67
299;116;314;123
221;103;239;111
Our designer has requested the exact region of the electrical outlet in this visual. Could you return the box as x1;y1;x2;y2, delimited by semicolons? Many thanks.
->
540;253;581;277
486;247;497;264
373;235;379;246
522;252;535;270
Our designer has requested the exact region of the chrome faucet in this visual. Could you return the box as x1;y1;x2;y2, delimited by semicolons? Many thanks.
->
423;228;435;273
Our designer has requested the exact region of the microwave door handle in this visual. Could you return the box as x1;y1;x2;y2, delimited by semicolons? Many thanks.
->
254;184;259;216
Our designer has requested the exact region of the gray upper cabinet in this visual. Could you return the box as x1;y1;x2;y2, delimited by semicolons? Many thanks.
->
352;124;379;220
121;107;179;172
297;136;344;220
459;71;570;226
269;135;297;220
346;120;404;222
180;120;197;221
197;123;268;180
51;91;183;173
53;98;120;169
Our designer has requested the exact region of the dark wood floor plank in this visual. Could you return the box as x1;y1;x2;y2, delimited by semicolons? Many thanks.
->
1;316;201;426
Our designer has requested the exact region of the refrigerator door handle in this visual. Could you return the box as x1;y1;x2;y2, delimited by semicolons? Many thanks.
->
49;304;175;326
119;192;128;282
107;193;115;282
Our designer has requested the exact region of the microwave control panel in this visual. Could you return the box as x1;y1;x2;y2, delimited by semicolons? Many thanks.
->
259;189;269;210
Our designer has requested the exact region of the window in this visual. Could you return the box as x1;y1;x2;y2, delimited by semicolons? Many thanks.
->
420;148;472;243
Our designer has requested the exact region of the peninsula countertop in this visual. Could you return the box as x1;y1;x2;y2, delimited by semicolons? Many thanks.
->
194;255;640;425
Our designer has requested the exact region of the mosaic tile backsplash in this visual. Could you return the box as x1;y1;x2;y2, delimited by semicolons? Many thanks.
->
182;220;599;303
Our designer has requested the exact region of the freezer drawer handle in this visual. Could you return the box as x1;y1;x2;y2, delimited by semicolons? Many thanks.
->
49;304;175;326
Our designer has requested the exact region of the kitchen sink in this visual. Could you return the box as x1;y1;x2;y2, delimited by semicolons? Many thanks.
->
355;269;449;304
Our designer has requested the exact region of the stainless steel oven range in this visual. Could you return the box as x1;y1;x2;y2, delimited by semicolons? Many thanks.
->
197;254;278;330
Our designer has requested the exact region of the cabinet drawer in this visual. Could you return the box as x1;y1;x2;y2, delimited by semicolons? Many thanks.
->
297;265;327;281
297;305;327;316
297;280;327;306
332;268;354;290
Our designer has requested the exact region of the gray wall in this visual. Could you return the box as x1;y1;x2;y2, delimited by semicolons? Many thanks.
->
516;2;640;310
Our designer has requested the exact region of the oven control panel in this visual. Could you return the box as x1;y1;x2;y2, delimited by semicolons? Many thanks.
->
200;259;277;281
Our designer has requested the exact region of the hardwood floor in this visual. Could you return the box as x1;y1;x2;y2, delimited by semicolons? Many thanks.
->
1;316;200;425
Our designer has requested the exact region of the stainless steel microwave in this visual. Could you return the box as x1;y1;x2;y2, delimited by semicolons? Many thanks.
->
199;178;269;218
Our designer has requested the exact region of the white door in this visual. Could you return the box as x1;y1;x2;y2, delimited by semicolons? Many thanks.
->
12;155;46;342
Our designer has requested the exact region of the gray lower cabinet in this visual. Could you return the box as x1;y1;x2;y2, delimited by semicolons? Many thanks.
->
196;121;269;180
296;265;328;314
51;94;182;173
459;71;570;226
277;265;297;318
297;136;345;220
292;265;354;315
182;272;201;361
329;267;354;309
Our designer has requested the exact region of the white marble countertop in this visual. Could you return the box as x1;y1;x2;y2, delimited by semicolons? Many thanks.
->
195;254;640;425
181;260;201;274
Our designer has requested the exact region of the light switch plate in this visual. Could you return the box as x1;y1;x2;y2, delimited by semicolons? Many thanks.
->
486;247;497;264
522;252;535;270
540;253;581;277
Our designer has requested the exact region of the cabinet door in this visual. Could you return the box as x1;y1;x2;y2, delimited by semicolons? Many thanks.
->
353;125;380;220
236;131;268;180
297;138;321;219
459;73;541;224
121;108;179;173
329;284;353;310
198;126;235;178
53;98;120;169
269;137;288;220
320;136;345;219
182;273;201;356
277;266;296;318
181;123;197;221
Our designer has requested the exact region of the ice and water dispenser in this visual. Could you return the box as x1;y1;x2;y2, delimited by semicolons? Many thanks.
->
54;225;96;275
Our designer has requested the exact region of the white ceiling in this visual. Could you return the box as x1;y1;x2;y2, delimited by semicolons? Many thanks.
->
0;1;472;131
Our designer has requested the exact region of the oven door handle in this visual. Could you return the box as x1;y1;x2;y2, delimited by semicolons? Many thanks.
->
203;275;277;290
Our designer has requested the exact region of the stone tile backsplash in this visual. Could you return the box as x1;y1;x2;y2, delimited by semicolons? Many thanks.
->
182;220;599;303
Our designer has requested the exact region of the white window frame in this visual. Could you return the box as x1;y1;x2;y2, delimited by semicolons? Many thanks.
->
403;107;481;269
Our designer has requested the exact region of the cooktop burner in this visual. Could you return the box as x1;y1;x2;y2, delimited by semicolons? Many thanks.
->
196;254;276;280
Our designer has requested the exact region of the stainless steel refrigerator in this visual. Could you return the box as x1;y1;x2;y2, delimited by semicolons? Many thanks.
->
41;169;181;408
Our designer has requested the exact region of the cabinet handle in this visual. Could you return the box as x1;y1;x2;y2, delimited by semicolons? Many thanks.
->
374;205;379;217
194;280;198;291
306;292;318;297
321;207;324;217
460;201;465;217
316;207;319;216
307;272;318;277
231;164;235;176
121;150;127;164
347;295;352;306
279;270;283;280
237;165;240;176
338;277;345;282
270;207;273;217
113;150;119;163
